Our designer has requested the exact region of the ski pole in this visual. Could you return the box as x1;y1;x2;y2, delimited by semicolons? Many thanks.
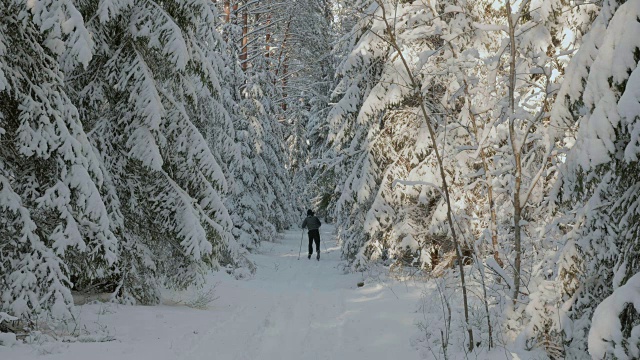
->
297;230;304;260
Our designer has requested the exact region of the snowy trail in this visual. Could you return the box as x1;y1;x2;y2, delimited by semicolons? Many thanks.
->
183;225;422;360
2;225;423;360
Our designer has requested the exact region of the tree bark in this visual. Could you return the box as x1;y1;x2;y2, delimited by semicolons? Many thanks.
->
241;6;248;71
274;19;291;80
232;2;238;24
224;0;230;23
281;59;288;111
506;0;523;306
265;13;271;58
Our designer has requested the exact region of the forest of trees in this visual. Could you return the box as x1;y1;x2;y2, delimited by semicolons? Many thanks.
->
1;0;639;358
0;0;329;317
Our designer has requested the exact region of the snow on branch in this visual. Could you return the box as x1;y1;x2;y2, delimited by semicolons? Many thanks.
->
588;272;640;359
392;179;444;199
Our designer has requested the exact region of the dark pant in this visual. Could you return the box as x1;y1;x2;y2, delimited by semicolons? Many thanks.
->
308;229;320;255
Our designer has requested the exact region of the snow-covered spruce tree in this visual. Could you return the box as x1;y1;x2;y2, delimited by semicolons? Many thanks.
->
309;0;379;223
0;0;116;319
218;0;296;248
281;0;335;213
187;5;252;270
318;0;483;349
244;21;296;234
257;2;305;231
318;0;602;354
542;0;640;357
67;0;237;303
318;0;473;273
238;71;293;240
588;272;640;359
314;0;388;263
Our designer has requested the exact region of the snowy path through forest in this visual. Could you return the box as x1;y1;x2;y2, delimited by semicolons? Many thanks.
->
2;225;424;360
180;224;423;360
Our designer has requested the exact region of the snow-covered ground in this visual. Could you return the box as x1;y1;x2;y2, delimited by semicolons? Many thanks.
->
1;225;428;360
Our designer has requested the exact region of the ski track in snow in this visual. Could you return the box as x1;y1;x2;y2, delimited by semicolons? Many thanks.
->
1;225;423;360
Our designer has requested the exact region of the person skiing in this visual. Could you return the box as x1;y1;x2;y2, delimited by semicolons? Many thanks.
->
301;209;322;260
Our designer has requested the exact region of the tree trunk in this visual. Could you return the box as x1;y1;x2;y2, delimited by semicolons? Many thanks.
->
506;0;523;305
265;13;271;58
224;0;230;23
281;59;288;111
232;2;238;24
274;19;291;80
241;6;248;71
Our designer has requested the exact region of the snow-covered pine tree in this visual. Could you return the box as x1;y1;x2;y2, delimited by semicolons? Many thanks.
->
544;0;640;357
67;0;236;303
314;1;484;349
314;0;389;264
218;0;296;248
280;0;335;213
310;0;378;223
588;272;640;359
317;0;473;271
237;70;292;240
0;0;116;319
317;0;601;354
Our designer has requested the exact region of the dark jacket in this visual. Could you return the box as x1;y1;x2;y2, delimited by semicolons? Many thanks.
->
301;216;321;231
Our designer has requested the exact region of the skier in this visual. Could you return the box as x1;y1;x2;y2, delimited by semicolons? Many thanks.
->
301;209;322;260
